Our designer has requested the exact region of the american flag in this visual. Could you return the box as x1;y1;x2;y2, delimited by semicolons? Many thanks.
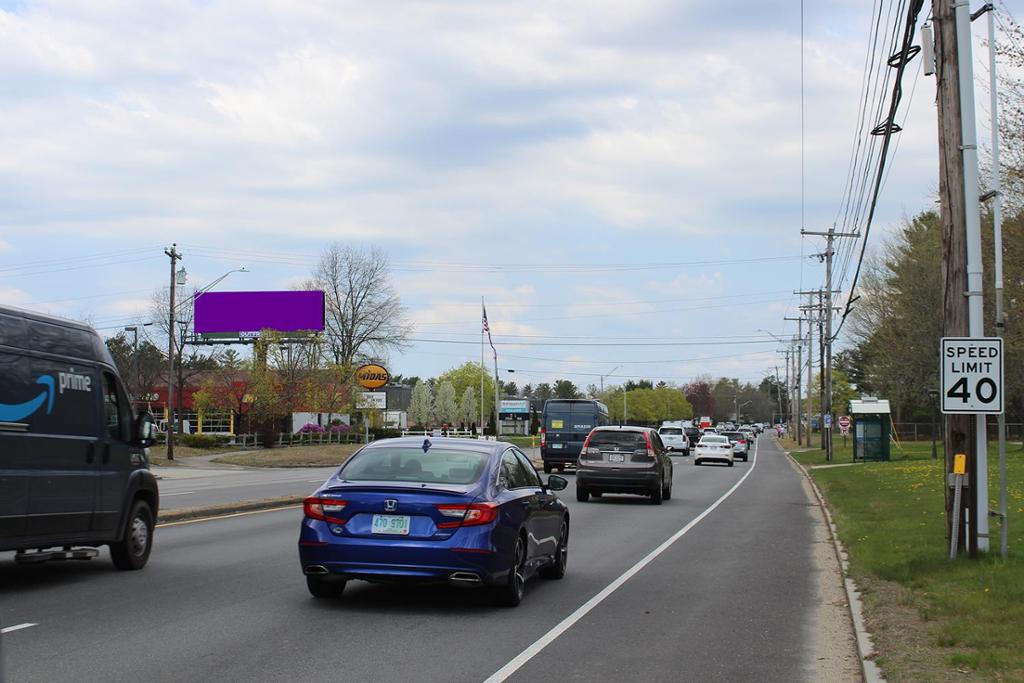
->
482;302;496;352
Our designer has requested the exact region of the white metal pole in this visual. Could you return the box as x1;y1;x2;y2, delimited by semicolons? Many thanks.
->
987;8;1007;558
954;0;989;551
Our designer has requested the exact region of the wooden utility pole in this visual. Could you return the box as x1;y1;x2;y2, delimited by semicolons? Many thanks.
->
164;244;181;461
932;0;975;556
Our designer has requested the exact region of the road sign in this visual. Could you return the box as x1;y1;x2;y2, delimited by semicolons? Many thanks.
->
838;415;851;429
823;414;832;429
940;337;1004;414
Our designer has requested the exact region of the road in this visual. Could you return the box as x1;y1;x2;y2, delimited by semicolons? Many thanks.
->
0;437;858;682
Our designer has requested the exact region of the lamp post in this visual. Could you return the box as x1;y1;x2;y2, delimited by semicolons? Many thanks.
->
928;388;940;460
123;323;153;400
600;365;621;393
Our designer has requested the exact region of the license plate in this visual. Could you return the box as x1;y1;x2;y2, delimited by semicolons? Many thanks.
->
371;514;411;535
609;453;625;463
551;443;563;449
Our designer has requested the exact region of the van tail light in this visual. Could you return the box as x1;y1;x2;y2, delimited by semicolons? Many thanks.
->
642;432;656;458
540;428;546;446
304;497;348;524
436;502;500;528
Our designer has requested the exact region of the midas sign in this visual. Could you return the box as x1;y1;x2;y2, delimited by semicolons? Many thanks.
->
355;363;390;389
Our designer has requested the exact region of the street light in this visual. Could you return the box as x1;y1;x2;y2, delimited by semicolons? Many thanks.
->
600;365;621;393
123;323;153;400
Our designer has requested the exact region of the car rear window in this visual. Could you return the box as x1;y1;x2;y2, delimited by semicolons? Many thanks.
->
340;448;489;485
659;428;682;435
589;431;647;451
722;432;744;439
701;435;729;444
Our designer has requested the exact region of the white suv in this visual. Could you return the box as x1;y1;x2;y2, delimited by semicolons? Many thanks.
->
657;426;690;456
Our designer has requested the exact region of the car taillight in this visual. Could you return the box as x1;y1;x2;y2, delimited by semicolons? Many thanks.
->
436;502;499;528
738;439;746;445
540;428;546;446
304;497;347;524
642;432;655;458
580;431;599;458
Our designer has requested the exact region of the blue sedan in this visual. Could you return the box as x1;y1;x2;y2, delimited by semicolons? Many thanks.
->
298;437;570;607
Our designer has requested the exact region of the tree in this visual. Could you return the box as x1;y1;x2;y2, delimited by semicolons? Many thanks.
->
408;381;434;427
504;381;519;397
521;384;533;399
434;381;458;426
682;378;715;417
435;362;497;420
105;334;165;400
553;379;580;399
458;387;478;430
311;244;413;367
535;383;553;402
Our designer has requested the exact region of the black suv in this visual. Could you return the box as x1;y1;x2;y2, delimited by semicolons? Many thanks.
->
575;426;673;505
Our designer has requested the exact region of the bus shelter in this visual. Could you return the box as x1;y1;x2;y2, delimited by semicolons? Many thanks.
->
849;397;891;461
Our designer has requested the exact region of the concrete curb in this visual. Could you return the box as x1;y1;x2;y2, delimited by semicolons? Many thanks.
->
158;496;305;525
784;447;885;683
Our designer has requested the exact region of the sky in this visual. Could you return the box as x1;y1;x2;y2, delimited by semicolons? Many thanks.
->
1;0;1021;391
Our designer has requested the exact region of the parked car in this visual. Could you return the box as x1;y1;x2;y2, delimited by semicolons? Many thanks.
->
575;426;673;504
540;398;610;473
657;425;690;456
298;437;570;607
694;434;735;467
0;305;159;569
720;431;750;461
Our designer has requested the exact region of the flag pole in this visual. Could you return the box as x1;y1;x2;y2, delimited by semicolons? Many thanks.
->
480;296;485;436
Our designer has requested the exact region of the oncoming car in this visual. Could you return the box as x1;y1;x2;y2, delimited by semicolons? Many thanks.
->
298;438;570;607
694;434;735;467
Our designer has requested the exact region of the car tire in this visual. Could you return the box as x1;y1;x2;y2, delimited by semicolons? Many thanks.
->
663;477;672;501
591;490;602;498
543;463;552;474
694;459;701;466
728;460;735;467
306;575;346;598
540;519;568;580
110;500;154;571
576;486;590;502
650;481;664;505
495;535;527;607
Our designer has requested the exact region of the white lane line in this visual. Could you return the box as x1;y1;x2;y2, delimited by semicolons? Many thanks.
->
484;440;759;683
1;623;37;635
160;491;195;497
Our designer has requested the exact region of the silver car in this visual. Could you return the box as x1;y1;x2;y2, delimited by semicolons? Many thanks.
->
657;426;690;456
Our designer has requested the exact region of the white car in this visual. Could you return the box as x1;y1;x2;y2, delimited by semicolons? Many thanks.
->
657;426;690;455
694;435;735;467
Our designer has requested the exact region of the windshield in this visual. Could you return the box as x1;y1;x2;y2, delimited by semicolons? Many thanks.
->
340;447;489;485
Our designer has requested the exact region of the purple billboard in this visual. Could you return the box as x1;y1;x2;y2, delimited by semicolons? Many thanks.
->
194;291;325;337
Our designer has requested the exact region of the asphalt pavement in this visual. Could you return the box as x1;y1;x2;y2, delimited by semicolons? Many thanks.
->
0;436;847;682
155;464;338;512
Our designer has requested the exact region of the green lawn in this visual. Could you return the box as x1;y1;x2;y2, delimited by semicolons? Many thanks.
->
212;443;361;467
787;436;1024;680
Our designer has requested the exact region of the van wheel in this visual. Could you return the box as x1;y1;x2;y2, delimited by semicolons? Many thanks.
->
576;486;590;502
543;463;552;474
110;500;154;571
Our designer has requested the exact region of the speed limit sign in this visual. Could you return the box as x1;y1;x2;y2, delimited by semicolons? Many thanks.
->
941;337;1004;414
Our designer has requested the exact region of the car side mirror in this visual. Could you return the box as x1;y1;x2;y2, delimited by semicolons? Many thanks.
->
133;412;156;448
547;475;568;491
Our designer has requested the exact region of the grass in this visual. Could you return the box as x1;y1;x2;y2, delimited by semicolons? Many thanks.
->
499;435;540;449
211;443;362;467
146;443;234;466
786;435;1024;680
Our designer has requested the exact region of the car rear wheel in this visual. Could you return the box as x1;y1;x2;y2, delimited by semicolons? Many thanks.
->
540;520;568;580
306;575;347;599
663;476;672;501
110;500;154;571
728;460;735;467
495;536;527;607
576;486;590;502
694;459;702;466
650;481;664;505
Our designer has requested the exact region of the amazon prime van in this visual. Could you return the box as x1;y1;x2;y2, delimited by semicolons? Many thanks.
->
0;305;158;569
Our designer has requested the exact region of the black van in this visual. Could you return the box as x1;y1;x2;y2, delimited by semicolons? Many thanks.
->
0;305;158;569
540;399;610;473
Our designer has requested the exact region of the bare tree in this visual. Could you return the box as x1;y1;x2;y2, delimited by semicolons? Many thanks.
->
311;245;413;367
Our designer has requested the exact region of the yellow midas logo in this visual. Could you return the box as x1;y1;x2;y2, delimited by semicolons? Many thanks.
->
356;364;389;389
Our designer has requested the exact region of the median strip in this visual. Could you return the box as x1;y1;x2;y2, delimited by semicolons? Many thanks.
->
157;497;305;526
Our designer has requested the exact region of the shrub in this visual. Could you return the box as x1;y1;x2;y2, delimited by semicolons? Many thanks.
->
329;423;351;434
178;433;232;449
297;422;326;434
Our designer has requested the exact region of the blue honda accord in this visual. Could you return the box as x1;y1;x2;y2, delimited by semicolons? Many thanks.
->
298;437;570;607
